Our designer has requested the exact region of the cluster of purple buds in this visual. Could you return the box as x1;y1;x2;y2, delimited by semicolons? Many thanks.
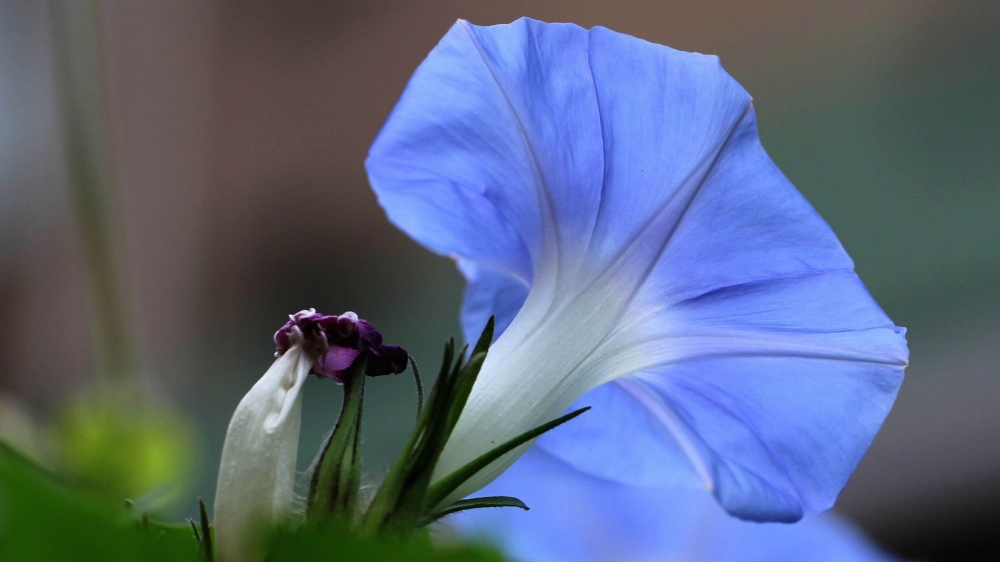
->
274;309;408;383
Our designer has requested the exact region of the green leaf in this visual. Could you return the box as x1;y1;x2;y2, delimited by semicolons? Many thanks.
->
0;438;513;561
0;439;198;562
423;407;591;511
420;496;528;525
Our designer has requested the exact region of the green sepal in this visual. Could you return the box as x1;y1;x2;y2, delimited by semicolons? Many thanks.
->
359;318;589;536
360;318;494;534
187;498;214;561
442;351;486;437
470;312;495;356
437;316;494;465
420;496;528;526
196;498;213;562
423;406;590;511
410;356;424;421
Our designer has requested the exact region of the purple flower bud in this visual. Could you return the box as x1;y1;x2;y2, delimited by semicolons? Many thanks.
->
274;309;408;383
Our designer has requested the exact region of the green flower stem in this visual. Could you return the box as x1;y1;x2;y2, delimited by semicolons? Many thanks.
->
307;360;366;520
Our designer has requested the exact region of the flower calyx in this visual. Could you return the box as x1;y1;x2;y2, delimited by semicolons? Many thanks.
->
357;317;589;535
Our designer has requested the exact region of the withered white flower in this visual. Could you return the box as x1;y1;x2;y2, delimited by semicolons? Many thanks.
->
214;310;406;561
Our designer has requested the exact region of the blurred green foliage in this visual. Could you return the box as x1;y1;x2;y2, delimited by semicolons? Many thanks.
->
0;439;195;561
0;439;507;561
53;395;196;509
268;527;507;562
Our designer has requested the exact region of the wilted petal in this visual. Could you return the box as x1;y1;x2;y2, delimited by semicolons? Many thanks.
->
214;345;311;562
451;449;903;562
315;346;361;378
368;18;906;520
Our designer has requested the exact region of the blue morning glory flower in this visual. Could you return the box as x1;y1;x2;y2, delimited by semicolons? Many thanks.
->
367;18;908;522
450;448;904;562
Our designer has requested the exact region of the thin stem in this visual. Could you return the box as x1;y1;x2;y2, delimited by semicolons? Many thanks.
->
307;361;367;519
48;0;137;390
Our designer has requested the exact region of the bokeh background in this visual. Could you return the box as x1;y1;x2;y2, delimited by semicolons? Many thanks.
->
1;1;998;560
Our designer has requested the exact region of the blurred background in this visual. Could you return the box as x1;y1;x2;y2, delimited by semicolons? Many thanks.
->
0;1;997;560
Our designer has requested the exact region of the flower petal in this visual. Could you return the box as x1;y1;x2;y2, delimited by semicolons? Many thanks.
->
534;381;706;490
537;272;906;520
214;346;311;562
583;25;751;264
314;346;360;380
542;349;904;522
368;18;610;283
458;260;529;345
451;449;903;562
369;17;907;521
